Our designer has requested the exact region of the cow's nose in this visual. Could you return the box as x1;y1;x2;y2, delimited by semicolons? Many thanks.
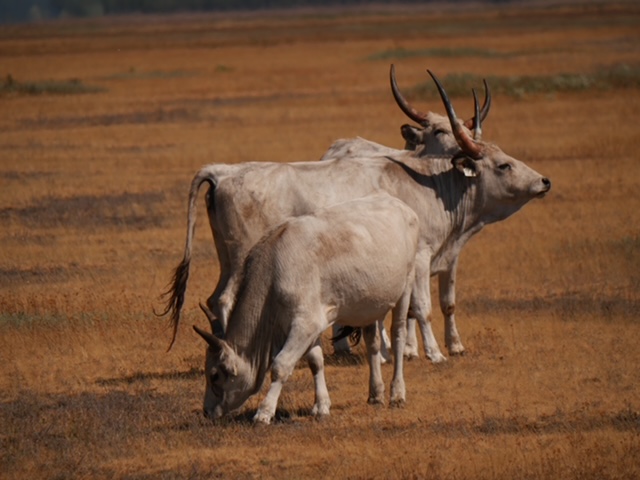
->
203;405;224;419
542;178;551;190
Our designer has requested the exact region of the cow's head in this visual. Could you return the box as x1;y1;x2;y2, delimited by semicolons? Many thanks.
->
391;64;491;156
193;306;252;419
429;70;551;222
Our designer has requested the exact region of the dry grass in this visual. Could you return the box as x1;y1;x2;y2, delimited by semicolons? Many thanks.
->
1;2;640;479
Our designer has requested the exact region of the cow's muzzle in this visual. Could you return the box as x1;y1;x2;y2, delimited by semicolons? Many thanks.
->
537;177;551;198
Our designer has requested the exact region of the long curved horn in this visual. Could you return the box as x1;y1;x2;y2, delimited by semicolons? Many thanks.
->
427;69;483;159
463;78;491;130
193;324;225;354
471;88;482;141
390;64;428;124
479;79;491;121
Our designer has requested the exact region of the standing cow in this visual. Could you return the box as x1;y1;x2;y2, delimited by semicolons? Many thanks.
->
162;71;550;369
323;65;491;360
193;193;419;423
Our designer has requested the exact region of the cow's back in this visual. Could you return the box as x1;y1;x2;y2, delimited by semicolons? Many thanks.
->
211;158;390;261
269;193;419;327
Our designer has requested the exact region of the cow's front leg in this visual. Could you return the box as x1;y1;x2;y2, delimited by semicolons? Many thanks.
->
439;263;465;356
306;340;331;417
254;377;283;425
412;254;447;363
363;322;385;405
254;318;323;424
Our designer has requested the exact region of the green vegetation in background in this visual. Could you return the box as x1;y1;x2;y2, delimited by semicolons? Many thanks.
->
101;68;194;81
366;47;514;61
407;64;640;99
0;75;105;96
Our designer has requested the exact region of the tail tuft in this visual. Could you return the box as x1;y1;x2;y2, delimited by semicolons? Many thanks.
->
157;257;191;351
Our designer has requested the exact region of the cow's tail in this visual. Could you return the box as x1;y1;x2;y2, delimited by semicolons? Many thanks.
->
158;167;217;351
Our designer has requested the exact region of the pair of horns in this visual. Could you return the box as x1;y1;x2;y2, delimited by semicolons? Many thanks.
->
390;65;489;159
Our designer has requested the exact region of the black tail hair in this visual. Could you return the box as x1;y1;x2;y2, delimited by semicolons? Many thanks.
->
155;257;190;351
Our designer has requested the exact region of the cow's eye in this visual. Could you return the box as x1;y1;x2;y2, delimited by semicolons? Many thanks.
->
211;383;224;397
498;163;512;171
434;129;447;136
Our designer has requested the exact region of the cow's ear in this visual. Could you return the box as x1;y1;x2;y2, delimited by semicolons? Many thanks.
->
452;155;479;178
400;124;423;149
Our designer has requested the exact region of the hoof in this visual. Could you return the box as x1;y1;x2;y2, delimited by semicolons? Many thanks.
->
403;346;419;359
313;412;330;423
449;349;466;357
252;411;272;425
367;396;385;406
448;343;466;356
427;353;448;364
389;398;406;409
311;403;331;417
404;351;419;361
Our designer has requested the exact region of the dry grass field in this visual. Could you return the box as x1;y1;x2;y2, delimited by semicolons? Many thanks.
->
1;1;639;478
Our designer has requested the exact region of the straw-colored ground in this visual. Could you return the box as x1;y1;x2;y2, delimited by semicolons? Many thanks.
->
1;2;639;478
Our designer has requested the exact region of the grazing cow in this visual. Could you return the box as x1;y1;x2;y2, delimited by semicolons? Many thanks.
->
193;193;419;423
162;71;550;370
323;65;491;360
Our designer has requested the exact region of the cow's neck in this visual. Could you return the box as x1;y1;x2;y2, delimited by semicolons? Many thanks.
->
386;155;487;271
225;253;289;394
390;155;485;233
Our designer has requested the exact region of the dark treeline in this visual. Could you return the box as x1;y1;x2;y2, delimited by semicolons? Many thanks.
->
2;0;488;23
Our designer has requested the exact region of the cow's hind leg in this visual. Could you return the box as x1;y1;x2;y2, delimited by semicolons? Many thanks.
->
412;254;447;363
306;339;331;418
363;321;385;405
205;274;231;337
378;320;393;364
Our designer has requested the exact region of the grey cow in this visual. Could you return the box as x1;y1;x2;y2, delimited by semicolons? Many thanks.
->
323;65;491;360
193;193;419;423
